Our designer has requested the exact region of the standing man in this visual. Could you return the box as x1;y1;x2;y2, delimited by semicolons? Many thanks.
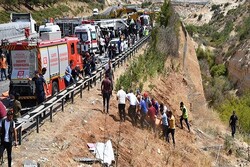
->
159;103;168;141
139;96;148;129
0;53;8;81
105;60;114;91
147;102;157;132
0;111;17;167
101;74;112;114
180;102;190;132
116;86;126;122
126;90;139;126
64;60;74;101
167;111;175;146
229;111;238;138
12;93;22;122
29;70;48;105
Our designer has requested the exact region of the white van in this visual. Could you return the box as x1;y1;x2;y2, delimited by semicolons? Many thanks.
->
39;23;61;40
39;23;60;34
93;8;99;16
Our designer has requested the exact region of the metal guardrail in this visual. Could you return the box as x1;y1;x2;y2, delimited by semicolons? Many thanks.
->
15;34;150;145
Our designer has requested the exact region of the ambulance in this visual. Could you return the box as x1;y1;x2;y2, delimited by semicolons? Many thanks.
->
74;20;100;55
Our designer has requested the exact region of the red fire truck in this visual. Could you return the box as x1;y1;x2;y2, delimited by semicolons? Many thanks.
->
2;34;83;101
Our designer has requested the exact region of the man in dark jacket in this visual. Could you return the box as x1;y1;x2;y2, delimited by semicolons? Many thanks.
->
229;110;238;138
0;111;17;167
101;74;112;114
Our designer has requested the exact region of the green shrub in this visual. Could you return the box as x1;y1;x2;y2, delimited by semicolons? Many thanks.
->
158;0;172;27
32;5;71;24
217;92;250;134
197;14;202;21
196;45;215;68
237;16;250;40
0;11;10;24
141;1;152;8
210;64;227;77
186;24;198;37
211;4;220;11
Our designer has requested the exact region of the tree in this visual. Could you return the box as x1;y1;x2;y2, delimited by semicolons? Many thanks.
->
158;0;172;27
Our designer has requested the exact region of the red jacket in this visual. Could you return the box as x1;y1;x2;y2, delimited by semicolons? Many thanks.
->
0;101;7;119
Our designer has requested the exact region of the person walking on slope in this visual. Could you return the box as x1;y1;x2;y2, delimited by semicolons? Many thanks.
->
117;86;126;122
139;96;148;129
159;103;168;141
229;110;238;138
167;111;176;146
101;74;112;114
126;90;139;126
0;111;17;167
147;102;157;132
180;102;190;132
105;60;114;91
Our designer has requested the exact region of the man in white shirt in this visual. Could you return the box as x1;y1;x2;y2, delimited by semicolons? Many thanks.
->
126;90;139;126
0;111;17;167
117;86;127;122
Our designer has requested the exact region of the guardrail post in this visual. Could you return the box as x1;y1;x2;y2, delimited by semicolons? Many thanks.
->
112;59;116;71
88;79;90;91
100;70;102;82
124;52;127;63
50;106;53;122
62;98;64;111
120;54;124;66
36;116;39;133
117;57;120;68
71;91;74;103
80;85;83;98
18;127;22;145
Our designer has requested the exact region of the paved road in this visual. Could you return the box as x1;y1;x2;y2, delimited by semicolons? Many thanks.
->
100;5;118;16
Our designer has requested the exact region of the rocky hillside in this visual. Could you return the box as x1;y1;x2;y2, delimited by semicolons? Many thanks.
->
0;0;116;24
175;0;249;93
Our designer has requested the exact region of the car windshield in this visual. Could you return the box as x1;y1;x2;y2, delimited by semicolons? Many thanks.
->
75;32;88;41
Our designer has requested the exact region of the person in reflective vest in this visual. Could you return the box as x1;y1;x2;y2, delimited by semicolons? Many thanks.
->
180;102;190;132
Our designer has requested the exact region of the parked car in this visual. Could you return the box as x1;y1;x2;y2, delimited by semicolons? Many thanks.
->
93;8;99;16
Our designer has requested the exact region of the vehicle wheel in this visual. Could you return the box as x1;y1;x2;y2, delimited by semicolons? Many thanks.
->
52;81;59;95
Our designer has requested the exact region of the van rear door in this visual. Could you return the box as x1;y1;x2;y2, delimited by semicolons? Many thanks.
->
11;49;37;80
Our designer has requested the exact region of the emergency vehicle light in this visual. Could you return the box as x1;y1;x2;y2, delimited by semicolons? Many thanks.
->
82;20;95;25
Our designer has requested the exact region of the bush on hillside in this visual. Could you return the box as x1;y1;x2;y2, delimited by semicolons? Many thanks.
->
158;0;172;27
211;4;220;11
141;2;152;8
196;45;215;68
237;16;250;41
210;64;227;77
186;25;197;37
204;76;232;107
217;92;250;134
197;14;203;21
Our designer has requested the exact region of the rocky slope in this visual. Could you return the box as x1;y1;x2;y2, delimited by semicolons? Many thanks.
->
174;0;250;93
